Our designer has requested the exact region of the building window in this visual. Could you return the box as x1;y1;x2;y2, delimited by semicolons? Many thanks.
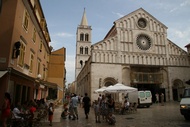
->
32;28;36;43
85;34;89;41
45;32;50;42
18;41;26;67
29;53;34;73
39;40;43;52
85;47;88;54
80;47;83;54
40;18;46;31
23;10;29;31
80;60;83;68
37;59;41;75
44;52;46;59
43;65;45;79
80;33;84;41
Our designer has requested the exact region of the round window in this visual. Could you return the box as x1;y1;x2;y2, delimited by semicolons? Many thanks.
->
138;18;147;28
136;34;151;50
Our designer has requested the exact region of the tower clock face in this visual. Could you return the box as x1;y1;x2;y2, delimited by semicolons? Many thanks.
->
136;34;151;50
138;18;147;28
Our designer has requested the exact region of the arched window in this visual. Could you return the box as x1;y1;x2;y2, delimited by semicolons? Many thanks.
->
80;33;84;41
85;34;89;41
80;47;83;54
85;47;88;54
80;60;83;68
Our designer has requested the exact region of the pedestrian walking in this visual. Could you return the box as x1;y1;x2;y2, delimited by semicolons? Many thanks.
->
78;94;81;104
94;100;101;123
71;94;78;120
1;92;11;127
160;93;164;106
68;95;74;119
100;95;108;121
97;94;102;105
80;96;83;108
82;93;91;119
107;95;114;113
48;102;54;126
155;93;159;103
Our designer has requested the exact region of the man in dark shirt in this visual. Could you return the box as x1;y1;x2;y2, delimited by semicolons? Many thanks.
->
82;93;91;119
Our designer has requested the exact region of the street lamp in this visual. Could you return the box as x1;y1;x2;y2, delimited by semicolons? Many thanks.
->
37;74;41;79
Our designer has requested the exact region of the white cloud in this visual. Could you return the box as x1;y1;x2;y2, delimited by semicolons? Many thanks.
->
169;0;190;13
168;27;190;49
170;28;190;39
65;55;75;84
180;0;190;7
112;12;124;18
169;7;178;13
53;32;74;37
66;55;75;72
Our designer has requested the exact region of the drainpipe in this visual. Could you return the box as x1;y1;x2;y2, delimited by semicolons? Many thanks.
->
0;0;2;14
7;67;12;92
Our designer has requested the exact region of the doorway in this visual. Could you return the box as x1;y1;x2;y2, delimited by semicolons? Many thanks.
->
173;79;184;101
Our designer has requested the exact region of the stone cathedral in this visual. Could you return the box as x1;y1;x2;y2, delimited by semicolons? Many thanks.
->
75;8;190;102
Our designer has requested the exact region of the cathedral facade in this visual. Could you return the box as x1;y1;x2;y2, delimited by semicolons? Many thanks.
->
75;8;190;102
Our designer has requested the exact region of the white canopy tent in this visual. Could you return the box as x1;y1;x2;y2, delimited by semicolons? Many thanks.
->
94;84;138;102
94;86;107;93
104;83;137;93
103;83;138;102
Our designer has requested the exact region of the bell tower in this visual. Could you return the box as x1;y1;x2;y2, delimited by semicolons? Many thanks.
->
75;9;92;79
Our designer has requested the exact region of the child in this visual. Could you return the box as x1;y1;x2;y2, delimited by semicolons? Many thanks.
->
107;112;116;125
94;100;101;123
48;103;54;126
61;107;70;119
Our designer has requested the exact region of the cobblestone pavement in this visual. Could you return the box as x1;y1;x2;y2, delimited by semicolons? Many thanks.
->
41;101;190;127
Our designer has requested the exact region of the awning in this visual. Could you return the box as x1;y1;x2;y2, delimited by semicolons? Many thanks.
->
40;80;58;89
35;80;63;91
57;86;63;91
0;71;8;78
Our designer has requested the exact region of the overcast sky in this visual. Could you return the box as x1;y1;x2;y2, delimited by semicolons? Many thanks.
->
40;0;190;85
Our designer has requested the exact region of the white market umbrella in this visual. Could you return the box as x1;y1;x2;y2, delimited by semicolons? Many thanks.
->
94;86;107;93
104;83;137;93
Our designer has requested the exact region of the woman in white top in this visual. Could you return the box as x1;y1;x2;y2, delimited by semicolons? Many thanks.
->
120;100;130;115
12;102;23;119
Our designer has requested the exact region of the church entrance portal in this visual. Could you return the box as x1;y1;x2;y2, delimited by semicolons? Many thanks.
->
172;79;184;101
